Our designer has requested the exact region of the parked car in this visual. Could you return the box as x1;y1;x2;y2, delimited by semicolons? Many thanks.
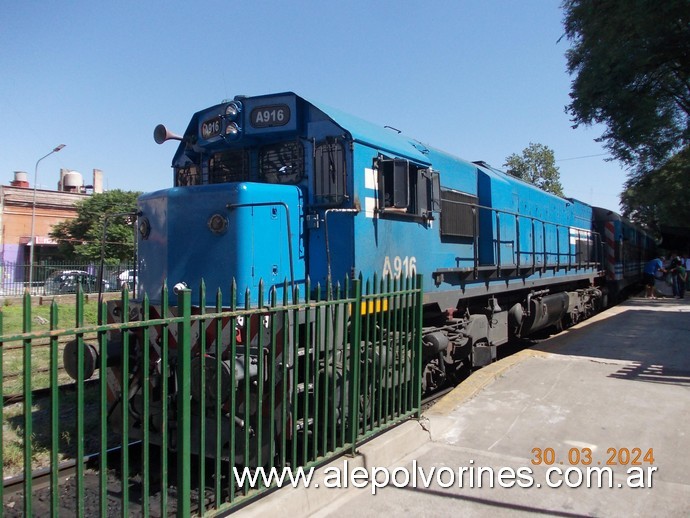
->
44;270;110;295
118;269;135;290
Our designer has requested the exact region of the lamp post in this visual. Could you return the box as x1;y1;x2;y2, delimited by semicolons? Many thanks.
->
28;144;66;291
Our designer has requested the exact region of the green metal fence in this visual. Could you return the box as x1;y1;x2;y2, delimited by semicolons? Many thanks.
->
0;260;134;297
1;274;423;516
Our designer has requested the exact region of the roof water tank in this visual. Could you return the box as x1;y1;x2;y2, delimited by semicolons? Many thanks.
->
63;171;84;192
11;171;29;188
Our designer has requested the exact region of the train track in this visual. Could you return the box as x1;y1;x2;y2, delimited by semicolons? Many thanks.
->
0;443;181;518
3;377;99;406
2;443;136;497
2;441;210;517
2;334;100;406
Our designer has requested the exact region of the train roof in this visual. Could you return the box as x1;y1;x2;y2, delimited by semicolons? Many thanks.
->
306;94;571;201
307;95;512;185
308;96;433;165
177;92;595;212
181;92;562;198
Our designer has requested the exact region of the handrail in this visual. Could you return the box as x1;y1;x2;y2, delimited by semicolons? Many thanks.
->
442;198;602;271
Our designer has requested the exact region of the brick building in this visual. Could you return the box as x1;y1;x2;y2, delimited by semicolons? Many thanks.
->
0;169;104;284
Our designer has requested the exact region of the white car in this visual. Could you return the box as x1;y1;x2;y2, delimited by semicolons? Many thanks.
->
118;270;135;289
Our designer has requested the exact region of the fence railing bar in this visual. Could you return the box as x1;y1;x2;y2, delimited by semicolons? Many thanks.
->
75;287;86;518
120;292;130;518
22;292;33;517
49;300;59;516
176;288;192;518
160;285;170;515
98;297;109;517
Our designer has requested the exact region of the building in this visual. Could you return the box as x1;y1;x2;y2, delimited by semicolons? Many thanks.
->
0;169;104;285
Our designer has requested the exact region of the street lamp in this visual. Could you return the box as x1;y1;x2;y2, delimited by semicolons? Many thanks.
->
28;144;66;291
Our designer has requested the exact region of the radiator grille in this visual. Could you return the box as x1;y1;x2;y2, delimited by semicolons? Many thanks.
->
440;189;477;238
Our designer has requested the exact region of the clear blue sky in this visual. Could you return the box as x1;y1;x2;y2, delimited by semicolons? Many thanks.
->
1;1;626;212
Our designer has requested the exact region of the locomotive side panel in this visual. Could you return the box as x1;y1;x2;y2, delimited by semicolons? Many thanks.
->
346;145;602;311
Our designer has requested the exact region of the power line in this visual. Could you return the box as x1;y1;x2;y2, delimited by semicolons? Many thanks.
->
556;153;609;162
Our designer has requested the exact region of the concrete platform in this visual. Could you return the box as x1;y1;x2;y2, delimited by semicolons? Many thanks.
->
238;297;690;517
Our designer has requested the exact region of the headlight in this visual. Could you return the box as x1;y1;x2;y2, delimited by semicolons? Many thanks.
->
225;122;241;139
138;217;151;239
225;101;242;120
208;213;228;234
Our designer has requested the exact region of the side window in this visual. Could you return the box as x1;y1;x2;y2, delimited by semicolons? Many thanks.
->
259;141;305;184
175;164;201;186
375;157;439;219
314;140;346;205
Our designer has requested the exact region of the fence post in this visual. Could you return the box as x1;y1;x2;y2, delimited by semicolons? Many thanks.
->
176;288;192;518
0;310;3;506
414;274;424;417
348;278;362;454
22;292;33;517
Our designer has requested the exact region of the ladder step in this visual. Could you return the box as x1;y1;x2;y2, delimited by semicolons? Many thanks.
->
295;417;314;431
296;382;314;394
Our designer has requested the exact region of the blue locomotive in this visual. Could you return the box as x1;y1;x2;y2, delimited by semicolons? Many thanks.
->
73;92;654;460
142;92;651;385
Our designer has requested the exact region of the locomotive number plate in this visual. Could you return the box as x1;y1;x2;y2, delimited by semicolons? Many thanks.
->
250;104;291;128
201;116;221;139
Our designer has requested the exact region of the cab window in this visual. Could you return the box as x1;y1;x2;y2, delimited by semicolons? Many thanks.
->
314;139;346;205
375;157;439;219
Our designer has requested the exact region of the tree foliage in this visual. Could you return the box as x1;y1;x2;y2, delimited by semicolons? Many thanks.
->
621;146;690;235
50;190;140;263
504;143;565;196
562;0;690;173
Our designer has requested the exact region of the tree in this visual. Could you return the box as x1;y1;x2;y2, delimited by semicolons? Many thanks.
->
562;0;690;173
503;143;565;196
50;190;140;263
621;146;690;235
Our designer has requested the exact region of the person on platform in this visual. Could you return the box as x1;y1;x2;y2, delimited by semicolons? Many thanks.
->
643;256;666;299
672;259;687;299
669;253;682;297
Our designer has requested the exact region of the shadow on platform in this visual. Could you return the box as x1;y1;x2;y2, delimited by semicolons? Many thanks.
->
531;298;690;387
